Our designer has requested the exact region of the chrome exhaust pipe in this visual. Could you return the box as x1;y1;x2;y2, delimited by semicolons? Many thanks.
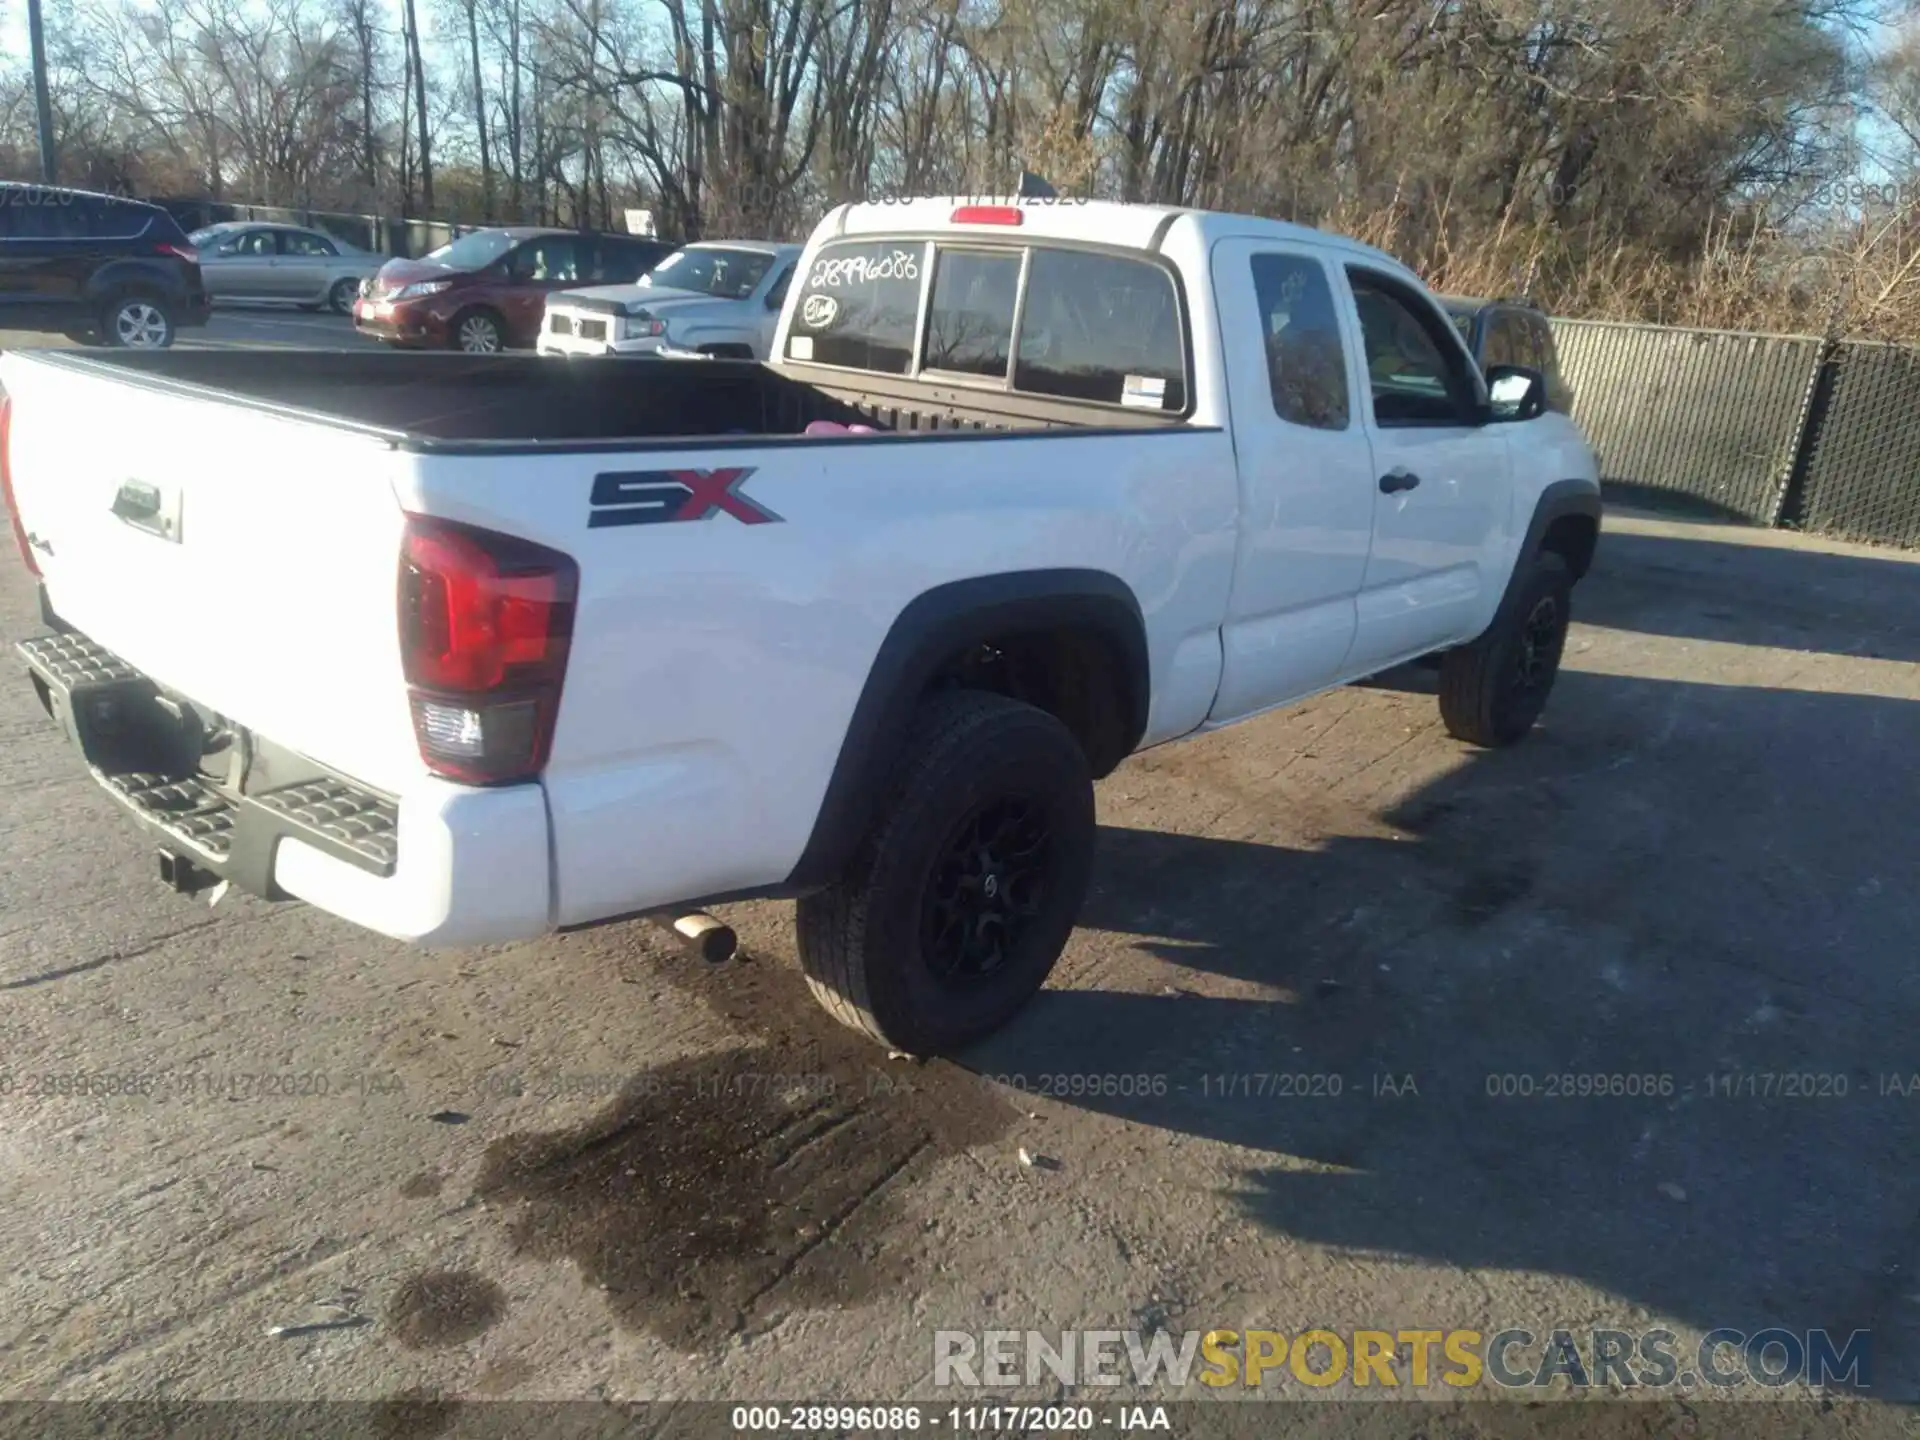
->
653;911;738;964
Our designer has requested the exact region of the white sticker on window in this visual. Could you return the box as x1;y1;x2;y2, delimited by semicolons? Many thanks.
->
1122;374;1168;409
789;335;815;360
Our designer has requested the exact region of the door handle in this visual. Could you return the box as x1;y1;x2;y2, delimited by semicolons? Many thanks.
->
1379;469;1421;494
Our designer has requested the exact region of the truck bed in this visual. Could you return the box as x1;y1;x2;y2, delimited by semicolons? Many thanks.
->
23;350;1184;452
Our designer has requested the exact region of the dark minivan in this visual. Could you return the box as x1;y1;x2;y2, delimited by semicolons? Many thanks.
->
0;182;209;348
354;227;676;353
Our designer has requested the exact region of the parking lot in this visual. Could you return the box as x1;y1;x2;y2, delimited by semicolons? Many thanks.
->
1;315;1919;1425
0;305;382;356
176;307;384;351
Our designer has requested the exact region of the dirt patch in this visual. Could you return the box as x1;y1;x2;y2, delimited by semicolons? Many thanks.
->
385;1270;507;1349
473;953;1013;1351
398;1171;445;1199
366;1388;461;1439
472;1355;539;1395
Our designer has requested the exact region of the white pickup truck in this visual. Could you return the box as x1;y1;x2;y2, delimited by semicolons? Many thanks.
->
1;198;1600;1054
538;241;804;360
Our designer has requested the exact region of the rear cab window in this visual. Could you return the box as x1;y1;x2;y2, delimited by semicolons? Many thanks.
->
788;233;1189;414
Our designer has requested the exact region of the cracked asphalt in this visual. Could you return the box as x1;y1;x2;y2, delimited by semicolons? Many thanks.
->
1;332;1918;1432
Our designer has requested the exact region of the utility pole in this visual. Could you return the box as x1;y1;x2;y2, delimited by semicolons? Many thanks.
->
28;0;58;182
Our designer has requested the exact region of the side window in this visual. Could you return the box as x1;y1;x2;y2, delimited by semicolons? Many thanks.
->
1014;249;1187;410
764;263;794;309
787;240;924;373
42;199;93;239
232;230;277;257
512;237;581;282
6;202;60;239
1483;311;1523;370
590;239;644;283
281;231;338;256
79;197;149;239
923;248;1021;379
1528;315;1557;375
1346;269;1479;427
1247;252;1348;430
1532;316;1568;409
26;196;112;239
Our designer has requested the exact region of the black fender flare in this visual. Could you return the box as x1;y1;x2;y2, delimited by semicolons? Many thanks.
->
1475;480;1601;643
784;568;1149;891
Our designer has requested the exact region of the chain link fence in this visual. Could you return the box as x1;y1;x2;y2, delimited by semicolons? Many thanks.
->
1787;342;1920;548
1548;319;1826;526
1548;317;1920;547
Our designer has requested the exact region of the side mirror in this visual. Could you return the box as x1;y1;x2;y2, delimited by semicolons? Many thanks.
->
765;291;784;310
1485;364;1546;422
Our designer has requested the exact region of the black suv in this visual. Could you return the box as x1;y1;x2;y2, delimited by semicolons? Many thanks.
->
0;182;210;348
1438;295;1573;413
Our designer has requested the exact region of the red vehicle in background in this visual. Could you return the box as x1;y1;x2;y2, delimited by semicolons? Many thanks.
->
353;227;676;353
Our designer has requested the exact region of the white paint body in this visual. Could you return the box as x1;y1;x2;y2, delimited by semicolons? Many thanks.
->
1;200;1598;947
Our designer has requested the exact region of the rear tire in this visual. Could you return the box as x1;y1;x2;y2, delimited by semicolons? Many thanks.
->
796;690;1096;1055
101;294;175;349
327;278;359;315
1438;552;1572;746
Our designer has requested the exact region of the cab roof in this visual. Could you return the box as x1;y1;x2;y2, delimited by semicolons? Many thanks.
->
826;197;1410;276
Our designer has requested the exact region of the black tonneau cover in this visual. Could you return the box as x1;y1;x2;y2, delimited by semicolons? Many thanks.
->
22;349;1192;455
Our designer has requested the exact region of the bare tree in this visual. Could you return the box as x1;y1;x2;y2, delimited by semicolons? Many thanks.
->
403;0;433;208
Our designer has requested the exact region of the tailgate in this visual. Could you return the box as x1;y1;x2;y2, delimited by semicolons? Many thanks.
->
1;353;420;794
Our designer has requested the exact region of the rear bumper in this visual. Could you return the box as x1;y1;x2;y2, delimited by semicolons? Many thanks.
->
16;629;552;948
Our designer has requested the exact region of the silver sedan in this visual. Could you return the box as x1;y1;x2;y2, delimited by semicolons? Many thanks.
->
188;222;386;314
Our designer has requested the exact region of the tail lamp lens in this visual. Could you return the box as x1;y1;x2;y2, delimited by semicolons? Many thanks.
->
398;514;578;784
0;397;41;580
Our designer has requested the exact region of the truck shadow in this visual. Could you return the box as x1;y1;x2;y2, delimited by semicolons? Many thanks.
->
967;663;1920;1361
1572;523;1920;663
1355;523;1920;672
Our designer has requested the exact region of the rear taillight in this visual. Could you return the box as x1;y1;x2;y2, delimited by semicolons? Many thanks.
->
156;242;199;263
0;397;40;580
398;514;578;785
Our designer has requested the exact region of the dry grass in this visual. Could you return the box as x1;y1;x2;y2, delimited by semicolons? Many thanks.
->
1329;187;1920;343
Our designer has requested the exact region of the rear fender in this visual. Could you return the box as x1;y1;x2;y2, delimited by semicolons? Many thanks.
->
784;569;1149;890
